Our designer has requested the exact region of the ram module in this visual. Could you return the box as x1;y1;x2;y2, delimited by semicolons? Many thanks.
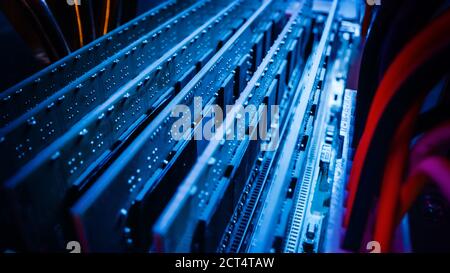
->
0;0;196;127
153;3;309;252
0;0;233;182
218;17;314;253
71;0;286;252
3;0;258;251
247;0;341;252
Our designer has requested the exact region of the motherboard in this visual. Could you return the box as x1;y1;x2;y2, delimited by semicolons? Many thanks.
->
0;0;362;253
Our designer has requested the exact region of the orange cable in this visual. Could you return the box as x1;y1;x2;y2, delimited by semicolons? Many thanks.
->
103;0;111;35
74;3;84;47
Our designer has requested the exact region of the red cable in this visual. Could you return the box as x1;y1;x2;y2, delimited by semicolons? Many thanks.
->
373;102;423;252
395;122;450;224
376;121;450;251
397;157;450;222
345;9;450;227
410;121;450;168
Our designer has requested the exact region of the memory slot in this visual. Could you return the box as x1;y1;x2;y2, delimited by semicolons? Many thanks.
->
0;0;232;182
247;0;338;253
3;0;254;251
0;0;196;127
219;22;313;253
70;0;285;253
190;14;308;253
152;6;307;252
282;46;334;253
283;30;354;253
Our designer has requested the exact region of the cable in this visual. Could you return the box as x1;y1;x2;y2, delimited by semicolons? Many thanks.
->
361;3;373;38
374;117;450;252
374;118;450;252
103;0;111;35
398;157;450;222
373;101;423;252
345;9;450;229
377;0;444;79
37;0;71;55
353;0;404;148
74;2;84;47
344;7;450;251
374;106;450;252
372;84;449;251
410;121;450;168
396;122;450;222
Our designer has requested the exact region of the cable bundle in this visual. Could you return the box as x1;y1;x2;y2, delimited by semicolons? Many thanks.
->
344;1;450;252
0;0;136;62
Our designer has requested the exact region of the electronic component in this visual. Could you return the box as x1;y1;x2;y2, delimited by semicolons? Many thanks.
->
5;0;438;254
